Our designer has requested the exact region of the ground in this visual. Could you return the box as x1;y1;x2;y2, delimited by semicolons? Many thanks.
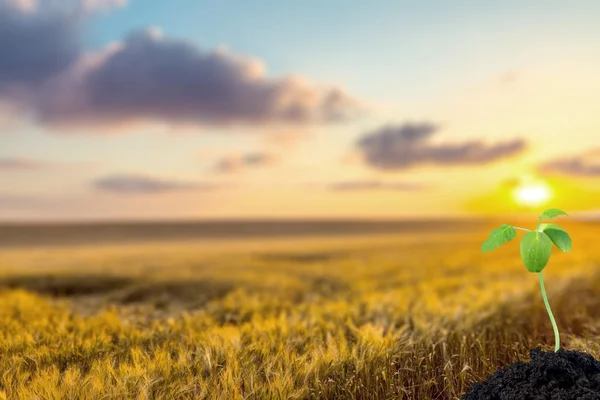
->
0;221;598;399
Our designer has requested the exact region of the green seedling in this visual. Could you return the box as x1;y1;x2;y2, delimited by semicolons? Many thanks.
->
481;208;572;352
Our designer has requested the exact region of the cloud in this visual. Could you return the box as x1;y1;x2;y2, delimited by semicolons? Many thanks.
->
37;28;360;130
0;1;359;132
328;180;426;192
0;1;80;91
539;153;600;177
214;152;278;173
0;157;47;169
356;122;526;170
94;175;217;194
0;193;57;208
0;157;94;170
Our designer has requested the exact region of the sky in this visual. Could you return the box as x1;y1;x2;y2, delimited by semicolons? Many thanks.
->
1;0;600;221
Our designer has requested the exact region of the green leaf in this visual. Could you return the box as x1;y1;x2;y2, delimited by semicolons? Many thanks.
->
481;224;517;253
520;231;552;273
540;208;569;220
539;223;572;252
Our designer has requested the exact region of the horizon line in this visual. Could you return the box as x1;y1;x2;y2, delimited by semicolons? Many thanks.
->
0;214;596;227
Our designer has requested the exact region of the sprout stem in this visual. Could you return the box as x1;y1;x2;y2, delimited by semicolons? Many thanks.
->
538;271;560;352
512;226;531;232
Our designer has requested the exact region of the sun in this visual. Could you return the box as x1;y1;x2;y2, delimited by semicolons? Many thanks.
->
513;178;553;208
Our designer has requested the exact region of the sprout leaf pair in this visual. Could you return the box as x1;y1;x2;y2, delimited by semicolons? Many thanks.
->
481;208;571;273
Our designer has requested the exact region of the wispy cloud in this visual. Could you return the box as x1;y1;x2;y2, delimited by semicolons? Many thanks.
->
0;157;48;169
0;157;95;170
356;122;526;170
540;151;600;177
94;174;217;194
214;152;278;173
0;193;68;209
327;180;427;192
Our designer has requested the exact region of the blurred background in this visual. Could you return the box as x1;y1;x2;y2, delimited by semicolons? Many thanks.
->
2;0;600;225
1;1;600;398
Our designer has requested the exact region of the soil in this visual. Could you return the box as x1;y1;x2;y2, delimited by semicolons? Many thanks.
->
463;347;600;400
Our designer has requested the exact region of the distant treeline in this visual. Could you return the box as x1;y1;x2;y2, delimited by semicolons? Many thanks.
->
0;219;489;247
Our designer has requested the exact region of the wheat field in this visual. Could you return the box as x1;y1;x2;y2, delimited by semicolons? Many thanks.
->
0;221;599;399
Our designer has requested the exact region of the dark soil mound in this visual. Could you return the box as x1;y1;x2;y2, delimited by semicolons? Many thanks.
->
463;348;600;400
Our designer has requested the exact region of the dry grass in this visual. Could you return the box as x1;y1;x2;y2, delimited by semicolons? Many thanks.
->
0;222;599;399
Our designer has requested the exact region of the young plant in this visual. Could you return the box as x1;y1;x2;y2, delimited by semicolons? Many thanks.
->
481;208;572;352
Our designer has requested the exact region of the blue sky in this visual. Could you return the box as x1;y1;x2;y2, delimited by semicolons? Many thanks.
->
86;0;600;103
1;0;600;220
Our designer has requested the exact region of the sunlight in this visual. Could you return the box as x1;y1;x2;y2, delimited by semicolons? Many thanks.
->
513;179;552;208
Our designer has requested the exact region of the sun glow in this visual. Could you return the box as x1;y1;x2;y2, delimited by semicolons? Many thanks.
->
513;179;552;207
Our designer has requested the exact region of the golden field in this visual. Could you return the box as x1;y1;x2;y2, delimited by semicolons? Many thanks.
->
0;220;599;399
